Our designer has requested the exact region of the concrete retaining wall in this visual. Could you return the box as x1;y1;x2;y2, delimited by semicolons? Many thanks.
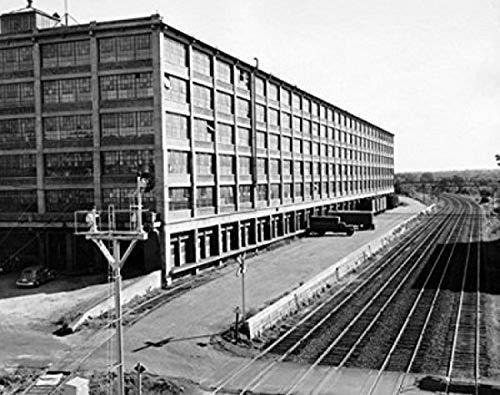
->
246;204;436;339
69;270;162;331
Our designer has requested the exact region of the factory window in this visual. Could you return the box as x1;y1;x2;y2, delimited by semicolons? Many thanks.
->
44;115;92;144
269;159;280;175
98;35;151;63
281;112;291;129
319;105;326;119
41;77;89;104
304;182;312;198
164;37;187;67
237;98;250;118
102;187;155;210
192;50;211;76
256;104;266;123
100;111;153;142
168;151;190;174
293;138;302;153
283;160;292;175
321;144;327;157
256;158;267;175
313;142;320;156
218;123;234;145
292;116;301;131
256;185;268;201
192;84;212;109
196;187;214;208
256;131;267;149
165;113;189;140
283;183;292;199
169;188;191;211
0;82;34;107
280;88;290;106
0;46;32;72
269;134;280;151
255;77;265;96
303;141;311;155
320;125;327;138
239;156;251;175
270;184;281;200
294;182;303;197
41;41;90;68
282;136;292;152
219;155;235;175
312;122;319;136
216;92;233;114
216;60;232;83
191;119;212;142
165;76;188;103
196;153;214;175
45;152;93;177
304;161;312;176
313;162;320;176
303;120;311;135
220;186;235;206
236;68;250;90
294;161;302;176
0;190;37;213
239;185;252;203
0;154;36;177
268;83;278;101
237;127;251;147
292;93;301;110
269;109;279;127
302;98;310;113
46;189;94;212
0;118;35;149
311;101;319;117
99;73;152;100
101;150;154;175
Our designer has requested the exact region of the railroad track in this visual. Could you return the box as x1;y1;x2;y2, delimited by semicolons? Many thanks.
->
209;196;457;394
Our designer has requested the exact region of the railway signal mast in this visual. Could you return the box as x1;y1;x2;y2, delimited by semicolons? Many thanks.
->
74;172;154;395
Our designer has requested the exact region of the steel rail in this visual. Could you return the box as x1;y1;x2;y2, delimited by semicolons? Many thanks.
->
362;198;471;395
210;200;448;394
445;200;475;393
281;198;460;395
444;200;481;394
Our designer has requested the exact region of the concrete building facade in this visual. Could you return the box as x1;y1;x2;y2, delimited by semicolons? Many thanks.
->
0;4;394;282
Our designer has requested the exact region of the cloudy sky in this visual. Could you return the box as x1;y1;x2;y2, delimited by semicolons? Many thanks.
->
4;0;500;172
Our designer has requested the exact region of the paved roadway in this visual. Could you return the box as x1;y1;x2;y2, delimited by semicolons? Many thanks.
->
72;197;430;392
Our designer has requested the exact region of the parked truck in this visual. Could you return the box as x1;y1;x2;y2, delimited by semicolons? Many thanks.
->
328;210;375;230
308;216;355;236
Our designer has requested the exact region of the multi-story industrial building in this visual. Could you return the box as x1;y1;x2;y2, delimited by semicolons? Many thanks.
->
0;3;394;283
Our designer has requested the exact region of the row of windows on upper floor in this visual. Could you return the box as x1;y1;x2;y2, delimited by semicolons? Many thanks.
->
0;35;152;72
163;37;392;143
0;188;155;213
0;73;153;107
0;151;393;180
0;177;393;214
167;180;393;211
0;113;394;162
165;113;394;155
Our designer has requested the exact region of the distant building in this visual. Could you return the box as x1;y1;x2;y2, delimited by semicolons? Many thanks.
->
0;2;395;283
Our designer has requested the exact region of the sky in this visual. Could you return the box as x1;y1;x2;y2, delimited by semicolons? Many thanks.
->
4;0;500;172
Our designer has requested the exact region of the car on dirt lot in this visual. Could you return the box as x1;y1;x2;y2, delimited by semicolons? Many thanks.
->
16;265;56;288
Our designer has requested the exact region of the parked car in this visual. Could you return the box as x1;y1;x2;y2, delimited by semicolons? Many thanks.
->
16;265;56;288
